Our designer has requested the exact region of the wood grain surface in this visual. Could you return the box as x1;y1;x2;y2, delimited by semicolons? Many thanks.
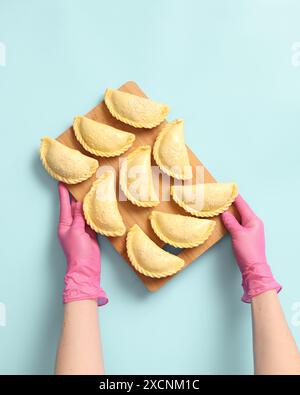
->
56;81;232;291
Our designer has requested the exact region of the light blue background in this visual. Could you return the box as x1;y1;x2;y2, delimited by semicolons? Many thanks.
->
0;0;300;374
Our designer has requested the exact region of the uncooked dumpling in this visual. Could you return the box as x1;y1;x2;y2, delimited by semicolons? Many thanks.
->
171;182;238;217
83;171;126;236
126;224;184;278
104;88;169;128
73;116;135;157
153;119;192;180
40;136;98;184
149;211;216;248
120;145;159;207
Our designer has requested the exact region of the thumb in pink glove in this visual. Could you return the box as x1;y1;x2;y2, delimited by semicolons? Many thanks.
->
58;183;108;306
221;195;281;303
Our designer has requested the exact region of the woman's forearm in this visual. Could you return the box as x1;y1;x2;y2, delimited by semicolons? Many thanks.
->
55;300;104;375
251;290;300;375
222;196;299;374
55;184;108;375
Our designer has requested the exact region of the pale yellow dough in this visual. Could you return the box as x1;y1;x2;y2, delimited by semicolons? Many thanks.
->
104;88;169;129
126;224;184;278
149;211;216;248
120;145;159;207
83;171;126;237
40;136;98;184
171;182;238;217
73;116;135;157
153;119;192;180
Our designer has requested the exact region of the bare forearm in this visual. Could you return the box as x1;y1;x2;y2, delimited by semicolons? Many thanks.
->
55;300;104;375
251;290;300;375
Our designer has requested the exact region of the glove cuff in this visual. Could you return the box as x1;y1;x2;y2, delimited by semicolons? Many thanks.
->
63;287;108;306
63;265;108;307
241;262;282;303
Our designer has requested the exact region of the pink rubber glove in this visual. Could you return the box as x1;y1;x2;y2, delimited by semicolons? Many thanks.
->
58;183;108;306
221;195;281;303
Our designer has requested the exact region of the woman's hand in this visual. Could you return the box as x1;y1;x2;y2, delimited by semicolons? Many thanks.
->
221;195;281;303
58;183;108;306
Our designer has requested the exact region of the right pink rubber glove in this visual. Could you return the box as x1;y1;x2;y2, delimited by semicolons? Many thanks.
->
221;195;281;303
58;183;108;306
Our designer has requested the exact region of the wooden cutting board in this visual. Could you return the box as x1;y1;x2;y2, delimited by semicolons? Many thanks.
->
56;81;231;291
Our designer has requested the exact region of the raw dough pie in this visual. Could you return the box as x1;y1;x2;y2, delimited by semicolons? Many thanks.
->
153;119;192;180
171;182;238;217
104;88;169;129
73;116;135;157
83;171;126;236
126;224;185;278
40;136;98;184
120;145;159;207
149;211;216;248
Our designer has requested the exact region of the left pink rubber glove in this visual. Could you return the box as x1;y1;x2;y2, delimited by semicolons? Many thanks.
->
58;183;108;306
